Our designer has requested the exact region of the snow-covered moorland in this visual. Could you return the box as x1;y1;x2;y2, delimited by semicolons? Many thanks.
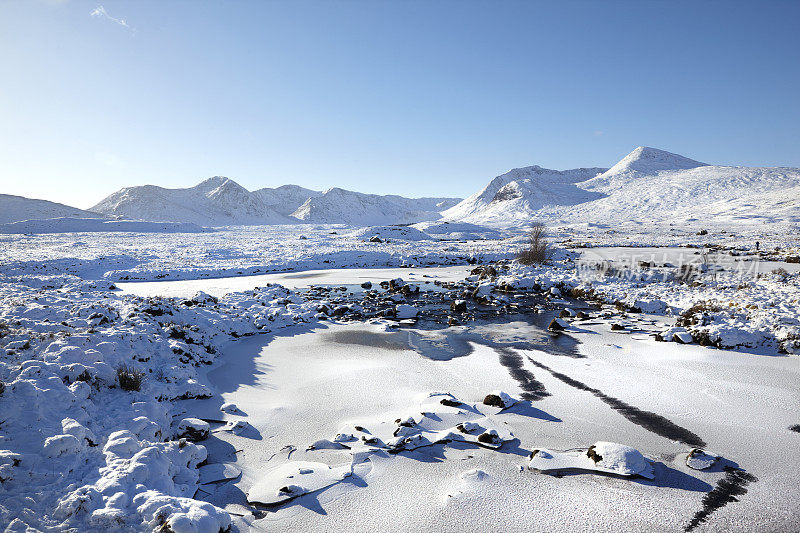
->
1;146;799;532
0;218;798;531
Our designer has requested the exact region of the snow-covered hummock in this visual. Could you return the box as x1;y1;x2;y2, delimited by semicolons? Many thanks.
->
91;176;295;226
0;193;104;224
252;184;323;216
528;441;655;479
247;461;353;505
0;217;207;234
445;146;800;228
411;220;507;240
348;225;434;242
292;187;461;225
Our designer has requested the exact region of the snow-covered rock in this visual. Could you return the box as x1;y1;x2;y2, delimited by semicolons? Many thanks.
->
247;461;352;505
529;441;654;479
395;304;419;319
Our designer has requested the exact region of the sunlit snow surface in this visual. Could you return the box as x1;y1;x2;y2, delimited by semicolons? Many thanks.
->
0;223;799;532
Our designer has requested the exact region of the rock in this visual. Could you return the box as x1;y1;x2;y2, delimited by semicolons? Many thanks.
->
482;390;515;409
369;235;383;243
440;398;462;407
389;278;405;291
610;323;626;331
576;311;589;319
470;265;498;280
400;284;420;297
220;402;239;414
191;291;218;305
477;430;501;445
548;318;567;331
360;281;372;289
450;300;467;313
686;448;719;470
448;317;461;326
176;418;210;442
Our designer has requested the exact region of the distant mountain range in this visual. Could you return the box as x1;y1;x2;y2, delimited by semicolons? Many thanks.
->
88;178;461;227
3;147;798;230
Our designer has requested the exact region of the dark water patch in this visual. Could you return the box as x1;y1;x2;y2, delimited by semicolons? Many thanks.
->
495;347;550;401
300;282;585;359
526;356;706;448
684;466;757;531
789;424;800;433
325;329;412;351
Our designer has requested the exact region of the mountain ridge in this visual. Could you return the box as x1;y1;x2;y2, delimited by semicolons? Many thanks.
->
443;146;800;227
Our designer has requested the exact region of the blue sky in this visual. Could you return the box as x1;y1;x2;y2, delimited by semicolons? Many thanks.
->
1;0;799;208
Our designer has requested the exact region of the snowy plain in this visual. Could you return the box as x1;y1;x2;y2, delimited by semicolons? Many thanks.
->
1;146;799;532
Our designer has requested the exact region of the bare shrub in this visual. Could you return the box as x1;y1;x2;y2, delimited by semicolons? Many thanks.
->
676;301;722;327
517;224;550;265
117;364;145;392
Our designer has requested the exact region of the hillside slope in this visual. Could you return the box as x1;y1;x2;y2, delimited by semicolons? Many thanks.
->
253;184;322;217
292;187;461;225
0;194;104;224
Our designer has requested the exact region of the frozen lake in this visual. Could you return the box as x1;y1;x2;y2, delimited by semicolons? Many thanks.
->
183;320;800;532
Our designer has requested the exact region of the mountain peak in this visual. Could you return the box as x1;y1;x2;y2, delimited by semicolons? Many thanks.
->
193;176;239;191
610;146;707;175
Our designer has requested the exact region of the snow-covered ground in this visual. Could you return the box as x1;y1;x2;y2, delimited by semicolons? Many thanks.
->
1;218;798;531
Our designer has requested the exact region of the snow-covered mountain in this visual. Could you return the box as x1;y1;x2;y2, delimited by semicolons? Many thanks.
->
442;166;607;222
444;147;800;227
92;177;294;226
0;194;104;224
580;146;707;194
291;187;461;225
252;185;323;217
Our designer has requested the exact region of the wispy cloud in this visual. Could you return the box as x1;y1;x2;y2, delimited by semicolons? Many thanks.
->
593;130;605;137
90;5;130;29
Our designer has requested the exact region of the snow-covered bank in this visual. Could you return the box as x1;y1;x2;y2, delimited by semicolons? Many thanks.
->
494;255;800;355
117;265;474;299
0;274;320;531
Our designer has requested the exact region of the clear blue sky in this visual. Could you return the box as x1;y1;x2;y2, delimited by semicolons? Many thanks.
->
1;0;799;208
